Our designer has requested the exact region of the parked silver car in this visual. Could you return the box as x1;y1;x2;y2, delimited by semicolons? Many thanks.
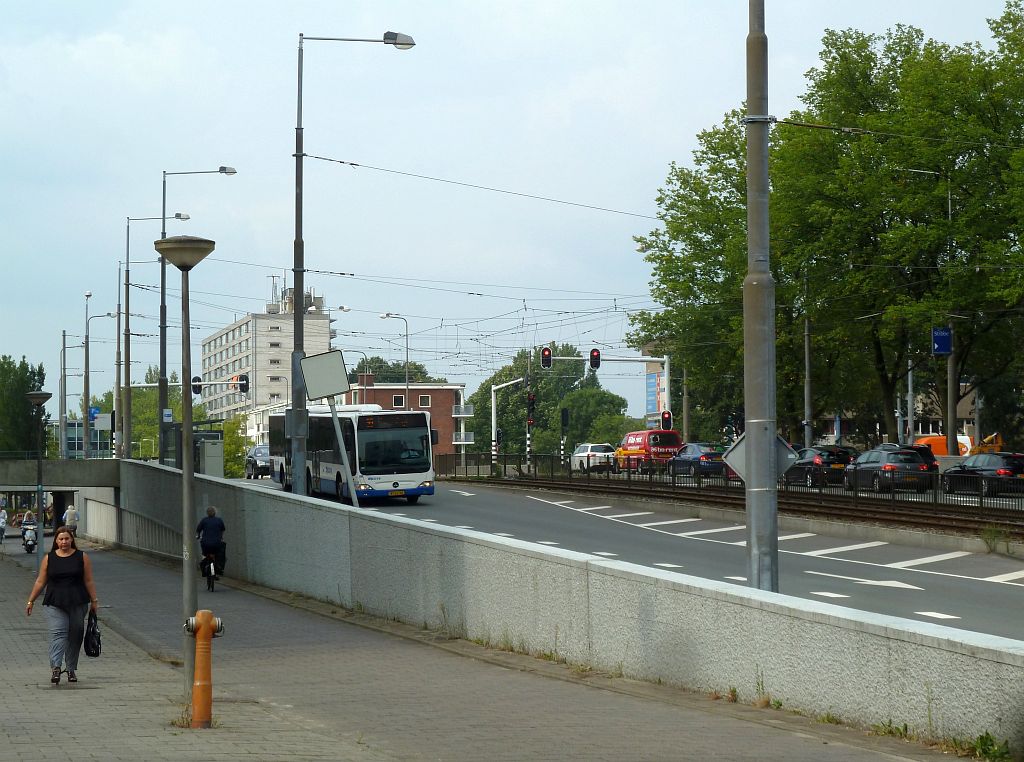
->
570;443;615;472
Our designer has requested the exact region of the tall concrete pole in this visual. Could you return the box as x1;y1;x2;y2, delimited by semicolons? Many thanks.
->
115;262;122;458
291;34;309;497
944;179;957;456
743;0;779;592
83;293;91;460
803;276;812;449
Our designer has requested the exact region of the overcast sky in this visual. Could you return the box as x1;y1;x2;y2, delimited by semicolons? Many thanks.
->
0;1;1008;421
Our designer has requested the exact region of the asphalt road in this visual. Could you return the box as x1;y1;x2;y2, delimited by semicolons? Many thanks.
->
337;480;1024;641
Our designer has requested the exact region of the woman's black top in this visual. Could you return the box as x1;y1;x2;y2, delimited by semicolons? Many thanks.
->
42;549;89;611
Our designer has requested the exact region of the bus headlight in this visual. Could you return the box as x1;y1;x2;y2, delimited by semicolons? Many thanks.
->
357;483;372;492
418;481;434;489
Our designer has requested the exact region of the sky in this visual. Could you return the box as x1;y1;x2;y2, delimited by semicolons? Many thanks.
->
0;0;1010;422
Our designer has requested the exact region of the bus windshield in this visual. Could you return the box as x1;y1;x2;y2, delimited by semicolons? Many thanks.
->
357;413;431;475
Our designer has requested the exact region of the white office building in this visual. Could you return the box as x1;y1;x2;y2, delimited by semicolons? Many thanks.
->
200;287;332;424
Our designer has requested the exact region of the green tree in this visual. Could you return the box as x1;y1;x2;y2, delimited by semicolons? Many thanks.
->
347;356;446;385
222;414;248;478
0;355;47;453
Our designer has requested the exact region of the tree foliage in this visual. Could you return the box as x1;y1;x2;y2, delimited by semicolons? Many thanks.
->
346;356;446;385
222;414;248;478
631;4;1024;448
0;355;48;453
464;345;633;454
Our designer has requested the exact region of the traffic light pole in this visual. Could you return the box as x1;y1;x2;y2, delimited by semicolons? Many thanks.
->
491;377;524;474
549;354;673;428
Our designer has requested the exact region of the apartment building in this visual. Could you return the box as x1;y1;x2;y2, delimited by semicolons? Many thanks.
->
200;288;332;421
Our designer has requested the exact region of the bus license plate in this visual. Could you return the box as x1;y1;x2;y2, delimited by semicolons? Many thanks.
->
388;490;405;496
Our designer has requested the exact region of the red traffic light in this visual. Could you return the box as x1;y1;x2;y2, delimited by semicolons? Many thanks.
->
660;410;673;431
541;346;552;369
589;348;601;370
527;417;535;427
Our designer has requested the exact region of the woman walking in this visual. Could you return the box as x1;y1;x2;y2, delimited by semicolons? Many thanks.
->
25;527;99;684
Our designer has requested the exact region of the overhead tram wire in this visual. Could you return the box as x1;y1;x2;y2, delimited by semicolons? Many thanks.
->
305;154;660;221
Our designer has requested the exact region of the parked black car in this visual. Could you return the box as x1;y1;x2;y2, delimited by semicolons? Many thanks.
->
941;452;1024;497
843;448;931;493
877;442;939;472
668;443;726;477
783;446;854;487
245;444;271;479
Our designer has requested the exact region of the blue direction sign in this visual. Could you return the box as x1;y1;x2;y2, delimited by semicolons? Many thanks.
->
88;406;100;422
932;327;952;356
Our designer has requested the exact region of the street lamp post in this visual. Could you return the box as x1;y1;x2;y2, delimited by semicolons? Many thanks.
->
159;169;234;465
26;389;51;580
125;213;188;459
291;30;415;496
84;311;115;459
379;313;409;410
154;234;215;700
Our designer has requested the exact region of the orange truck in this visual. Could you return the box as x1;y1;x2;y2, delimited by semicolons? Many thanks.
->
913;435;973;457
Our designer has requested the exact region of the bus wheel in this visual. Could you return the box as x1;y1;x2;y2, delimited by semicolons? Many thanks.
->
306;469;314;496
406;495;420;505
335;475;344;501
281;467;291;492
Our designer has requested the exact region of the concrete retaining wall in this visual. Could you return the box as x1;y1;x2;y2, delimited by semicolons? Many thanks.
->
90;461;1024;749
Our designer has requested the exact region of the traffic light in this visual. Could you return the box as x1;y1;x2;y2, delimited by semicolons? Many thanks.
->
496;428;503;446
238;374;250;394
541;346;552;369
561;408;569;429
191;376;203;395
660;410;673;431
589;348;601;370
527;391;536;427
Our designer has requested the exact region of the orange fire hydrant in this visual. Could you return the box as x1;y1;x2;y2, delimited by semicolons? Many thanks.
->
184;609;224;728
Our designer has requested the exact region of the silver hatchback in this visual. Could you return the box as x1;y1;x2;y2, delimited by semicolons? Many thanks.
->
570;443;615;472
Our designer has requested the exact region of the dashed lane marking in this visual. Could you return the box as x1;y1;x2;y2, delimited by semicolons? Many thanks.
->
553;500;575;506
916;611;960;620
654;563;683;569
885;551;972;569
802;541;888;557
731;532;816;547
592;552;618;557
455;525;474;529
805;570;923;589
677;525;746;537
603;511;654;519
450;490;476;497
983;569;1024;583
574;505;613;512
724;576;747;582
537;540;560;545
638;518;701;527
810;592;849;599
494;532;514;537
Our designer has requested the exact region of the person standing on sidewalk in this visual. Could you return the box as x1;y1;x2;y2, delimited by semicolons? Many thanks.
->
62;504;79;537
25;527;99;684
0;505;7;545
195;506;226;578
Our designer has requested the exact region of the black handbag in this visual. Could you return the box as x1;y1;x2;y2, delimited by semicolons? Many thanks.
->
84;610;101;658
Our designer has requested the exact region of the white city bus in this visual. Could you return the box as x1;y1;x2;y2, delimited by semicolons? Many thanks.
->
269;404;436;504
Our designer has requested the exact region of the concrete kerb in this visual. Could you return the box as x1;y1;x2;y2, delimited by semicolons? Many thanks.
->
81;541;952;761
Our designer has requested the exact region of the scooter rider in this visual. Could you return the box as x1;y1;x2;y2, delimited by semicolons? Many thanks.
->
21;511;38;551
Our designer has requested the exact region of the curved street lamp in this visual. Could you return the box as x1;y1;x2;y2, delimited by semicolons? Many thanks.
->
290;30;415;495
26;389;51;579
379;312;409;410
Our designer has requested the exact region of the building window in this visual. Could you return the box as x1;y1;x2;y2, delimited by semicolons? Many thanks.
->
269;325;281;331
418;395;431;408
270;393;281;402
269;376;284;382
269;359;281;366
392;395;405;409
269;342;281;348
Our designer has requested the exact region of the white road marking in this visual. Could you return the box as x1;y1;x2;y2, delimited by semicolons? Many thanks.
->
537;540;559;545
916;611;960;620
603;512;654;519
805;570;923;589
493;532;514;537
983;569;1024;583
885;551;972;569
575;505;613;512
654;563;683;569
450;490;476;497
724;576;747;582
592;552;618;557
810;592;849;599
678;525;746;537
802;541;888;557
421;518;437;522
392;514;406;517
731;532;815;547
553;500;575;506
638;518;702;527
455;525;474;529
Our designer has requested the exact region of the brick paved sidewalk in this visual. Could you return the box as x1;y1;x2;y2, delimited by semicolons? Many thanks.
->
0;539;948;761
